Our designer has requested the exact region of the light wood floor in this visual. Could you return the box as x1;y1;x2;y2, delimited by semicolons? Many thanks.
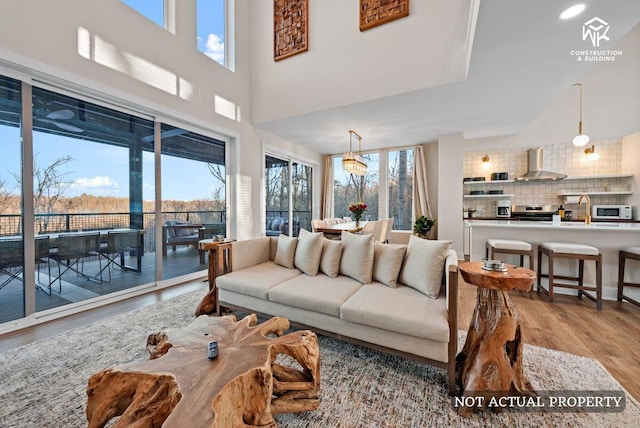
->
2;274;639;401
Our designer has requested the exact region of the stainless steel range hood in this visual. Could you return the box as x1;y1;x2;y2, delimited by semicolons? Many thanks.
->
515;148;567;181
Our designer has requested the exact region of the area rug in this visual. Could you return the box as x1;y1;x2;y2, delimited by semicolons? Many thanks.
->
1;284;639;427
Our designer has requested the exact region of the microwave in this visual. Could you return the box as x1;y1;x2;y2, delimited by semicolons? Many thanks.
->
592;205;632;220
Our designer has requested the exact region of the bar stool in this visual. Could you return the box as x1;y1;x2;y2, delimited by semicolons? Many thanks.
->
618;247;640;308
486;239;535;298
537;242;602;310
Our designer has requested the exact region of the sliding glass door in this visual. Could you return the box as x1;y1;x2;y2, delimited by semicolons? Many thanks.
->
0;76;24;324
161;124;226;279
265;155;312;237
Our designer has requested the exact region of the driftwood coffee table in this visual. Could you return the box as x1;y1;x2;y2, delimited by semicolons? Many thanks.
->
86;314;320;427
456;261;537;416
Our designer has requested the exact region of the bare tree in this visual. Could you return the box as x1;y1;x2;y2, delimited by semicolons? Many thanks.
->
0;179;10;215
13;154;75;233
207;163;226;202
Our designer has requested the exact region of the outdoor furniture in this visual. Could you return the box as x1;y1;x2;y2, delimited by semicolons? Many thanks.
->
98;229;142;282
0;236;51;292
162;221;203;256
49;232;103;289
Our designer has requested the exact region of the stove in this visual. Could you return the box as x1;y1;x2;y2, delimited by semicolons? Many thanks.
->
511;205;558;221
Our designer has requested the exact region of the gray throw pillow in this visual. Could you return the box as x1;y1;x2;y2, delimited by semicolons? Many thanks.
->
274;234;298;269
339;231;374;284
320;238;342;278
373;242;406;288
294;229;324;276
398;235;451;298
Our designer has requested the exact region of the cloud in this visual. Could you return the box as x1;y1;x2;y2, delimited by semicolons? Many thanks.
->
203;33;225;65
70;176;120;195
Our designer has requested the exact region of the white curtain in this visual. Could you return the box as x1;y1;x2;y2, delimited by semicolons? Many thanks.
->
413;145;435;238
321;155;333;219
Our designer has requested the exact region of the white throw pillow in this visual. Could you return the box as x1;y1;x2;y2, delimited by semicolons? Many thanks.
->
373;242;407;288
398;235;451;298
320;238;342;278
339;231;374;284
294;229;324;276
274;234;298;269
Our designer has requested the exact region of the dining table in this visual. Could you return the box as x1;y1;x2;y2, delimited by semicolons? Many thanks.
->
314;221;366;236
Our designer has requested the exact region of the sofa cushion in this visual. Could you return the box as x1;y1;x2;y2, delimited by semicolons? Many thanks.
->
274;234;298;269
398;236;451;299
340;282;449;342
216;261;302;299
320;238;342;278
294;229;324;276
373;242;406;288
268;274;363;317
339;231;374;284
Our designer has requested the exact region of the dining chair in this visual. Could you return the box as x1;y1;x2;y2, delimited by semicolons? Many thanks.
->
98;230;142;282
50;232;103;289
360;221;376;235
311;219;326;233
343;216;352;222
334;218;345;224
324;218;337;226
383;218;394;243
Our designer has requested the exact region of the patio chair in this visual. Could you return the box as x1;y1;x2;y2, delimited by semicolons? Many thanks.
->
98;230;142;282
162;221;202;256
0;236;51;292
49;232;102;289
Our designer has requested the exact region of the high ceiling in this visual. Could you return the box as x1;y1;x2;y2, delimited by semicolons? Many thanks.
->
254;0;640;155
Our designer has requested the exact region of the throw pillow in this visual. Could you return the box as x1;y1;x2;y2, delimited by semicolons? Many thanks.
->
271;218;281;231
339;231;374;284
294;229;324;276
373;242;406;288
320;238;342;278
274;234;298;269
398;235;451;298
175;222;194;237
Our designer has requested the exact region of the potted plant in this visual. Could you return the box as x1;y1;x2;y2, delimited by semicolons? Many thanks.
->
413;216;435;239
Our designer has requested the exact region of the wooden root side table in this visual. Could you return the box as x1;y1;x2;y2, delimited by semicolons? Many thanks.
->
196;239;234;316
86;314;320;428
455;261;537;417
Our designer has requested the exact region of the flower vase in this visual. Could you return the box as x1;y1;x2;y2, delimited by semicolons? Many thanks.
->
355;220;360;227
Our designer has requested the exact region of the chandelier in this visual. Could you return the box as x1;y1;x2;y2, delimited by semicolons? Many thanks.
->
342;130;368;176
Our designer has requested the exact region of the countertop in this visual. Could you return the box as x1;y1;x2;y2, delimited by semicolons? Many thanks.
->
466;220;640;231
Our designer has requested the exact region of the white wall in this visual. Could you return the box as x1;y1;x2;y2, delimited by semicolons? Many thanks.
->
250;0;474;124
0;0;321;240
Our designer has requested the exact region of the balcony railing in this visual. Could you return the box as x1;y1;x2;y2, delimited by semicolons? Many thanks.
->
0;210;226;252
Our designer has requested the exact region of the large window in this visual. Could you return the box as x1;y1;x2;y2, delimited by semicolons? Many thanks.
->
265;155;312;237
0;74;228;327
333;153;379;221
333;149;414;230
197;0;226;66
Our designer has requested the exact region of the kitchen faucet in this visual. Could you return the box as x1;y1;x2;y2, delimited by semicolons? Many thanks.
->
578;194;592;225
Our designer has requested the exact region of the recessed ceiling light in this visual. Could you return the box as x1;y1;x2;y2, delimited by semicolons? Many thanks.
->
560;4;586;20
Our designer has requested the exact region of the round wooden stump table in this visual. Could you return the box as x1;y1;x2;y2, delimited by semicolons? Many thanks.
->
455;261;537;417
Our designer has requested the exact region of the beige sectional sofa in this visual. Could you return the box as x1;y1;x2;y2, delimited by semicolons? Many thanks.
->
212;230;459;394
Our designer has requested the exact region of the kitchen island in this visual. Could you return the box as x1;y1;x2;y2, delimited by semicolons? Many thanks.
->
467;220;640;301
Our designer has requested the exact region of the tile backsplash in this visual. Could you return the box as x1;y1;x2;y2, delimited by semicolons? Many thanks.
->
463;140;632;217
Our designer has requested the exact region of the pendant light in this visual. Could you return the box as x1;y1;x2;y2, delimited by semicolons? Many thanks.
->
342;130;368;176
572;83;589;147
482;154;490;169
585;145;600;161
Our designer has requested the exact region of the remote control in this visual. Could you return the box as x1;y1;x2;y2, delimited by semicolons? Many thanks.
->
207;341;218;359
